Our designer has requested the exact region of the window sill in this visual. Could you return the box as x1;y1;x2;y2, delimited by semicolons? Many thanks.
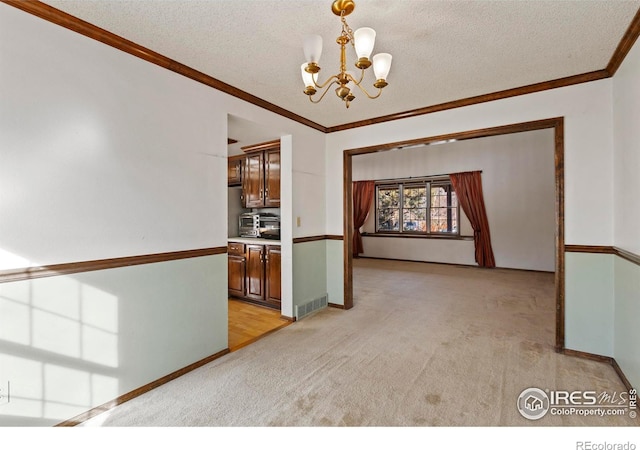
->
362;233;474;241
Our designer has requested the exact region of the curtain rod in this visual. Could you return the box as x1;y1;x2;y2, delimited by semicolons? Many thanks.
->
370;170;483;184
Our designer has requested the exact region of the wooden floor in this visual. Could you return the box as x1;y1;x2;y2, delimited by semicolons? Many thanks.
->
228;299;291;352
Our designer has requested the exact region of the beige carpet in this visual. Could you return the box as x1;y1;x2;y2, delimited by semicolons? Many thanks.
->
81;259;634;426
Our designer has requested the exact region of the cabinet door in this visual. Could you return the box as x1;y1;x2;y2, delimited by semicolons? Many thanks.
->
264;149;280;207
243;152;264;208
227;157;243;186
245;244;265;301
228;254;246;298
265;245;281;306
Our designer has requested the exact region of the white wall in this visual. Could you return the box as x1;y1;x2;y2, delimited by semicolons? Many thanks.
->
326;79;615;357
0;6;229;265
612;35;640;389
613;32;640;257
0;3;327;425
352;129;556;271
326;81;614;246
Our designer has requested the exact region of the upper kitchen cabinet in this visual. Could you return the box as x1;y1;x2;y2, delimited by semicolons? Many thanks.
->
241;139;280;208
228;154;244;187
264;148;280;207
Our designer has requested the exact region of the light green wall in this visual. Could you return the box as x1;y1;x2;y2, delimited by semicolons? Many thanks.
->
0;254;227;426
326;240;344;306
292;239;343;308
565;252;640;389
614;257;640;389
292;241;327;308
564;252;614;357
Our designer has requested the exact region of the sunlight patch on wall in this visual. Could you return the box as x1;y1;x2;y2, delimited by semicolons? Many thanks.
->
0;248;33;271
0;269;120;424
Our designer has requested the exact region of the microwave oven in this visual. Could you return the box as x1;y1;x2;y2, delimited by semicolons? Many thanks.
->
239;213;280;240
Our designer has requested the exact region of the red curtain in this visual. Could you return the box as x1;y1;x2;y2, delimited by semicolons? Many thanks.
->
450;171;496;268
352;180;375;257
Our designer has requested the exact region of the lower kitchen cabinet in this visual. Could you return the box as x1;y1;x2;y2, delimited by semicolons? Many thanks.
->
228;242;281;309
265;245;281;304
228;255;246;298
245;244;265;301
228;241;246;298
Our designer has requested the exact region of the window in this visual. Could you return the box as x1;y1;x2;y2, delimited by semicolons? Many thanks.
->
375;178;459;235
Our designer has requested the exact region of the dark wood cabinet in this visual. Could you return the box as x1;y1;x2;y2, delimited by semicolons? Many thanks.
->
265;245;281;305
228;255;246;298
264;149;280;207
240;140;280;208
228;242;246;298
228;242;280;309
243;152;265;208
245;244;265;301
228;155;244;187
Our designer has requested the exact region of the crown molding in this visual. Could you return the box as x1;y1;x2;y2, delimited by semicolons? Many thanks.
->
606;6;640;76
2;1;640;134
325;70;608;133
0;0;326;132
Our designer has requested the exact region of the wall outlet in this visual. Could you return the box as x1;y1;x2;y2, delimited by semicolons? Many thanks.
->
296;216;301;227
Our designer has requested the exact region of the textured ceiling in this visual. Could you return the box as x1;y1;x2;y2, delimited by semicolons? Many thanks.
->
41;0;640;129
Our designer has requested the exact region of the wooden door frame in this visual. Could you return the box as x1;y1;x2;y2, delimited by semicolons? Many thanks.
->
343;117;566;351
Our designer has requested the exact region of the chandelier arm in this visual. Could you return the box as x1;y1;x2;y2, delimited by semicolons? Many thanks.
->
311;73;340;90
308;80;340;103
346;68;365;86
353;82;383;100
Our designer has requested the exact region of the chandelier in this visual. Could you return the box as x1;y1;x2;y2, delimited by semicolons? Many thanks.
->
300;0;392;108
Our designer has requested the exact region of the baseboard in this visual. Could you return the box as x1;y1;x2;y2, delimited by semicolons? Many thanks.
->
611;359;635;393
328;302;346;309
357;255;554;273
55;348;230;427
562;348;613;364
562;348;635;393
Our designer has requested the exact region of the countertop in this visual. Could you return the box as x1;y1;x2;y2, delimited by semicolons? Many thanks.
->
228;237;281;245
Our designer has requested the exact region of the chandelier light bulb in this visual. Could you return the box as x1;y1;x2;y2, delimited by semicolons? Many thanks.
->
354;27;376;59
303;35;323;64
301;63;316;87
373;53;392;80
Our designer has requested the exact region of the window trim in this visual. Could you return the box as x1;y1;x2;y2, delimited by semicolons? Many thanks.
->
373;176;460;236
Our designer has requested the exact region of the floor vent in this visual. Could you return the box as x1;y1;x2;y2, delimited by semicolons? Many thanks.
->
295;295;328;320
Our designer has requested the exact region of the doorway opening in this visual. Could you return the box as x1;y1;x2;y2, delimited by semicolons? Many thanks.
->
226;114;292;350
342;118;566;351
